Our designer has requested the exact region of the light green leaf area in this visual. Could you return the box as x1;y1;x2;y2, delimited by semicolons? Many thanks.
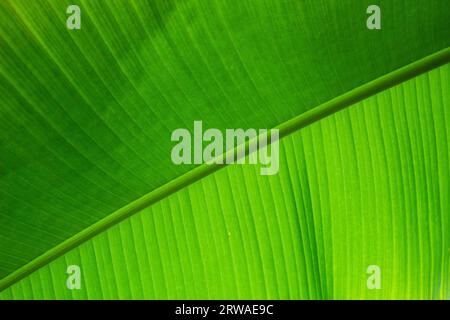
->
0;0;449;284
1;64;448;299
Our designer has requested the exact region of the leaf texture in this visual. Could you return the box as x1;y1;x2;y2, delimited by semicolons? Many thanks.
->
1;64;448;299
1;0;449;288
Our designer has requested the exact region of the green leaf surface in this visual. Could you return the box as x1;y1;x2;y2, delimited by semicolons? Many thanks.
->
1;64;449;299
0;0;449;295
